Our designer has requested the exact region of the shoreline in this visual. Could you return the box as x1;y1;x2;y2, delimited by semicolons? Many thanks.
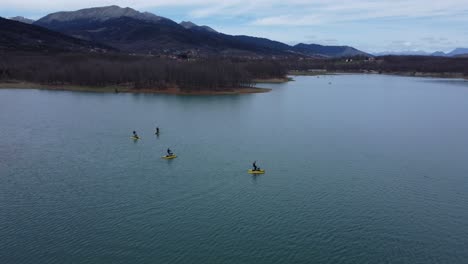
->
289;70;467;80
288;70;336;76
0;81;272;95
253;77;293;83
380;71;467;80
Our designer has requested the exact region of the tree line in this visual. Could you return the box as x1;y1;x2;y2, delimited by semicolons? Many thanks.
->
2;53;466;91
282;55;468;75
0;52;288;91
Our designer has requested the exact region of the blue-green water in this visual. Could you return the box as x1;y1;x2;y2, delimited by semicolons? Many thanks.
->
1;74;468;263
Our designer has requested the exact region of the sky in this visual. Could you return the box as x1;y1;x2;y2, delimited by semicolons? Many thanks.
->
1;0;468;53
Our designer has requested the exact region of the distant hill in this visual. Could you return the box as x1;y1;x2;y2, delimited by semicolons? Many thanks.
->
374;50;432;56
431;48;468;57
32;5;367;57
373;48;468;57
9;16;35;24
375;48;468;57
447;48;468;57
0;17;113;52
454;53;468;58
180;21;217;33
431;51;446;57
293;43;369;57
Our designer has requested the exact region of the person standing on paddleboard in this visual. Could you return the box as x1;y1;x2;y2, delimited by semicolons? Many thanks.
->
253;161;259;171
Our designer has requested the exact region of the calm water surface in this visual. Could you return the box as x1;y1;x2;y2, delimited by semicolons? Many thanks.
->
1;74;468;263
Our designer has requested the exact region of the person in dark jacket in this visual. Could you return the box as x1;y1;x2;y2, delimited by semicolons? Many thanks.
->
253;161;259;171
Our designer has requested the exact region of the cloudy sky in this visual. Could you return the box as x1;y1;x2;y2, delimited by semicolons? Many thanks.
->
2;0;468;53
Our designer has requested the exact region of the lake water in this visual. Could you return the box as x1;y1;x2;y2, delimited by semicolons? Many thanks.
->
1;74;468;263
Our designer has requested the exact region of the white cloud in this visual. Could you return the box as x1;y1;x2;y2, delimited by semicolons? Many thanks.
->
249;0;468;26
252;15;323;26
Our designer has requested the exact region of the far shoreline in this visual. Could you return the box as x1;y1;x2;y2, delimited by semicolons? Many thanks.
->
289;70;468;80
253;77;293;83
0;81;272;95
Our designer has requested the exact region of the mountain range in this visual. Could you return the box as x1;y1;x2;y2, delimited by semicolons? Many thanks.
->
374;48;468;57
3;5;369;57
0;17;112;52
9;16;35;24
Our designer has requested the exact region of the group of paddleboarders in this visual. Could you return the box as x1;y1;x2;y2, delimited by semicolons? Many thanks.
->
132;128;176;158
134;127;160;137
132;128;262;172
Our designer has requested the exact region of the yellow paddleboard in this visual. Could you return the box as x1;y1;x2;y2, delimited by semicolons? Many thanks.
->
162;155;177;159
248;169;265;174
131;136;140;140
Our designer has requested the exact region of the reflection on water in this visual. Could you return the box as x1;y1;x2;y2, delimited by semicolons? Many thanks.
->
418;78;468;87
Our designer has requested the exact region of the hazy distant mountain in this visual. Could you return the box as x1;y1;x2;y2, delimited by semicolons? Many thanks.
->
447;48;468;57
374;50;431;56
431;51;446;57
293;43;369;57
430;48;468;57
180;21;217;33
0;17;112;52
374;48;468;57
9;16;35;24
31;5;367;57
